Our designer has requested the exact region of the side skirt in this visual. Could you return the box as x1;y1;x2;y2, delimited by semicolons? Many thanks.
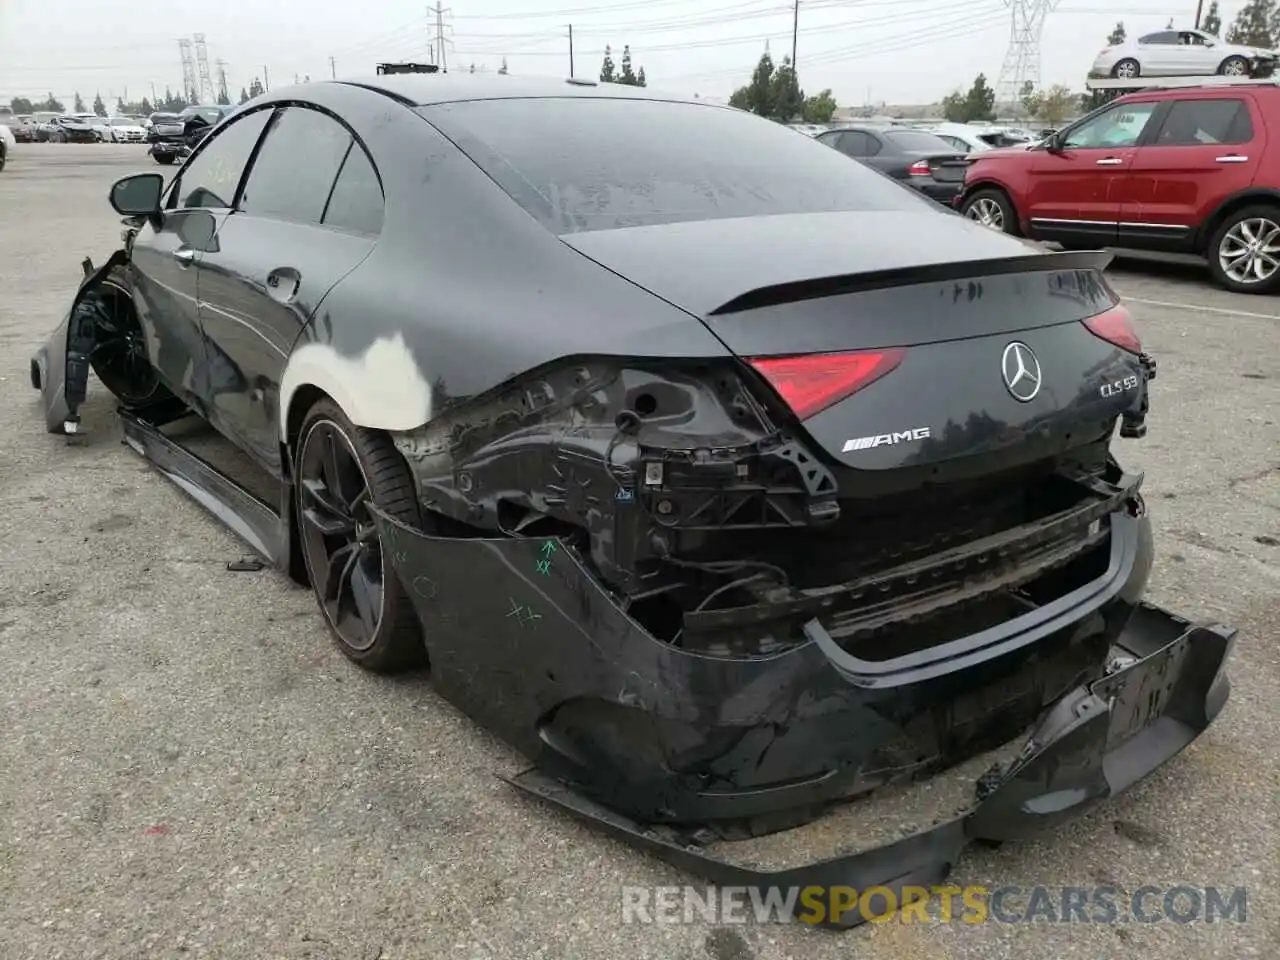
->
118;408;291;567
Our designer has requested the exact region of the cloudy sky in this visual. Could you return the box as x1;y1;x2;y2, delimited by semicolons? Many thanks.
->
0;0;1229;108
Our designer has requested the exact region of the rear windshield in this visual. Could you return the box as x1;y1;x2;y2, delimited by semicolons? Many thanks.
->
419;97;925;234
881;129;958;152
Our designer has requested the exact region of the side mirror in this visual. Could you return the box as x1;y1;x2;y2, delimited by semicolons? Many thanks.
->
1043;132;1063;153
109;173;164;217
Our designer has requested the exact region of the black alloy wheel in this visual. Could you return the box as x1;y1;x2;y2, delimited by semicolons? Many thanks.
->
89;279;170;406
295;399;425;673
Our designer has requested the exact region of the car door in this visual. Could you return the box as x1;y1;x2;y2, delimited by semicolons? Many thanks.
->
131;107;274;417
1118;95;1261;251
1136;32;1179;75
195;104;384;475
1024;99;1161;246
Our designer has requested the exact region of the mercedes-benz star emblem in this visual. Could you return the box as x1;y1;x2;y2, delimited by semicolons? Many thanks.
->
1001;341;1042;402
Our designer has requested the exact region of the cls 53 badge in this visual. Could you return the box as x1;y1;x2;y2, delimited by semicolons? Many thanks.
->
1101;374;1139;399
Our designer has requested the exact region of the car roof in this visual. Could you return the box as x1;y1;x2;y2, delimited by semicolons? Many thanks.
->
333;74;699;107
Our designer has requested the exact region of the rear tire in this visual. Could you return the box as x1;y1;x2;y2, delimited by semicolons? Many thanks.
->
961;188;1020;235
154;154;174;165
1112;58;1140;79
1206;205;1280;294
1218;55;1250;76
295;398;426;674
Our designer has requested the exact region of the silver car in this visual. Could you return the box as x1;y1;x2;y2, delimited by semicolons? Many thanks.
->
1091;28;1276;79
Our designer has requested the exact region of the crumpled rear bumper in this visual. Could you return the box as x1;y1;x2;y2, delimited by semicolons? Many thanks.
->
510;603;1232;926
373;507;1234;928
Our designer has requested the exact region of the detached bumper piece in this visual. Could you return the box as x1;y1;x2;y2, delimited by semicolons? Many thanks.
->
514;605;1232;928
374;508;1234;929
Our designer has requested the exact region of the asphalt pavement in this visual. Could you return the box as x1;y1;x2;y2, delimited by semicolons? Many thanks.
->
1;144;1277;959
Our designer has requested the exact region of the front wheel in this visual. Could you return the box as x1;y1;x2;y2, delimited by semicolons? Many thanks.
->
1219;55;1250;76
1112;58;1140;79
961;188;1020;235
1207;205;1280;294
295;398;426;673
154;153;174;165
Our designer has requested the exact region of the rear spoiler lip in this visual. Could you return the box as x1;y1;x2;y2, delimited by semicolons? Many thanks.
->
707;248;1116;316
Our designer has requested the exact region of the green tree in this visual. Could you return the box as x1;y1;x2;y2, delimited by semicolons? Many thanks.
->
600;45;616;82
1226;0;1275;47
1203;0;1222;34
1019;80;1037;116
138;97;154;115
770;56;804;121
1108;21;1126;45
247;77;265;99
636;66;647;87
941;73;996;123
619;45;636;84
729;51;777;118
802;88;837;123
1034;84;1074;125
36;93;65;112
10;96;34;113
92;92;106;116
115;97;126;115
239;87;250;104
73;91;86;113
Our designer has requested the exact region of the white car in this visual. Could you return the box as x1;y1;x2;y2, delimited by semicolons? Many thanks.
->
923;123;1032;154
99;116;148;142
0;122;14;171
1091;28;1277;79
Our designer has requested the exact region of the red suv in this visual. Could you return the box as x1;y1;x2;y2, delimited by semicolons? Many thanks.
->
957;83;1280;293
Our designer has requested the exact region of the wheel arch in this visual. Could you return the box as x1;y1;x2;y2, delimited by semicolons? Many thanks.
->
1194;188;1280;253
960;179;1022;223
278;334;434;443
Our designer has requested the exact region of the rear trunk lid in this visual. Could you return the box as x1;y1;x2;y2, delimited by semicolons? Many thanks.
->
561;210;1147;475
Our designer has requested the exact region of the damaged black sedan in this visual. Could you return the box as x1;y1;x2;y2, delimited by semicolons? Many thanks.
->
31;75;1236;927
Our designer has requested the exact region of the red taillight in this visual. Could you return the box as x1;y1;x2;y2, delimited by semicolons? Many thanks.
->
747;349;906;420
907;159;931;176
1083;303;1141;354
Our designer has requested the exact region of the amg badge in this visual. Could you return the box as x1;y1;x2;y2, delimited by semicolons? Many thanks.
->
843;427;932;452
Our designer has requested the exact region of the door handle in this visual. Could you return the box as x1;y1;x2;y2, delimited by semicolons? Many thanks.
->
1095;158;1124;165
1215;155;1249;162
172;248;196;265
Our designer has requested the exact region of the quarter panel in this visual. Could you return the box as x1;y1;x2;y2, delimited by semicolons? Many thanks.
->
279;98;731;437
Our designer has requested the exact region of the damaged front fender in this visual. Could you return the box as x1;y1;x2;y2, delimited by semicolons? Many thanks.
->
29;250;131;434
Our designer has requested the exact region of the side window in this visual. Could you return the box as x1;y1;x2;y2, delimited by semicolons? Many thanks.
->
862;134;883;157
940;135;970;153
1061;101;1159;149
171;108;272;210
323;143;385;235
1140;31;1178;45
838;131;871;156
1154;99;1253;145
238;106;352;225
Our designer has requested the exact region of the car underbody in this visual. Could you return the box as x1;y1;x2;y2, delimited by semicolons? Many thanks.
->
31;247;1237;929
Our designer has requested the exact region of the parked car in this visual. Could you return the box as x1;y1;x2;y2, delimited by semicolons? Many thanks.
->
2;114;36;143
815;124;970;203
99;116;148;142
27;76;1232;915
958;81;1280;293
0;122;13;171
32;111;60;141
1091;28;1276;79
147;104;230;164
47;115;100;143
